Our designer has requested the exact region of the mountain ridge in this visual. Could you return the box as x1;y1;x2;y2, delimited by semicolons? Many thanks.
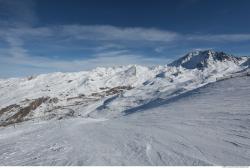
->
0;50;249;126
169;50;248;69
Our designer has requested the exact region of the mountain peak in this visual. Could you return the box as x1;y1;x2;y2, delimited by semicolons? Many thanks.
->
169;50;243;69
188;49;215;56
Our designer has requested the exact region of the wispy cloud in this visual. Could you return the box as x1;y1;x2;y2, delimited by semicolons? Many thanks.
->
61;25;180;42
3;25;250;45
0;47;171;78
1;24;250;78
1;0;250;78
187;34;250;42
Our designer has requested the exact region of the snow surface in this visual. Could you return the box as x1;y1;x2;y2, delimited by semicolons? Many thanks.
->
0;50;250;165
0;76;250;165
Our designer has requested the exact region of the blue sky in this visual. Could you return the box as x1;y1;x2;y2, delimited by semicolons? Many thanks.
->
0;0;250;78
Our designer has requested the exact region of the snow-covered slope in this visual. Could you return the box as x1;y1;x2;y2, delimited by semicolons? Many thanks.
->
243;57;250;66
0;50;249;126
0;76;250;165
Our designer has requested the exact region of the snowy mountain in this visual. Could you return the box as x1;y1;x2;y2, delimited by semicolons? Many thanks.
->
0;50;250;165
0;50;249;126
243;57;250;66
169;50;246;69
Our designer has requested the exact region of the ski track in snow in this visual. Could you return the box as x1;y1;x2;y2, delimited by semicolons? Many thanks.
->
0;76;250;166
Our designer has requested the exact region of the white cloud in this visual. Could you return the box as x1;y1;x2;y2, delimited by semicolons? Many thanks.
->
94;44;125;51
0;47;171;78
60;25;180;42
1;24;250;78
154;46;166;53
187;34;250;42
2;25;250;46
0;25;177;78
1;47;171;71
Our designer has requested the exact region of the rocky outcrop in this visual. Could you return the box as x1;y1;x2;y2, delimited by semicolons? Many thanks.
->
0;97;49;126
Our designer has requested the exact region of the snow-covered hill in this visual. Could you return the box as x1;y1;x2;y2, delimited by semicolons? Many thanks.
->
0;50;249;126
0;74;250;165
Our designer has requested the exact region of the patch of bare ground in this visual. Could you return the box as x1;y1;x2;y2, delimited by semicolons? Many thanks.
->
43;106;76;120
48;97;59;104
0;104;20;117
0;85;133;126
90;85;133;97
66;94;85;101
0;97;50;127
105;86;133;96
44;96;99;120
27;75;35;81
99;87;110;90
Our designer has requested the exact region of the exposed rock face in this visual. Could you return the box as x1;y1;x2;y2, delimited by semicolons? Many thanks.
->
90;86;133;97
105;86;133;96
0;104;20;117
0;97;49;126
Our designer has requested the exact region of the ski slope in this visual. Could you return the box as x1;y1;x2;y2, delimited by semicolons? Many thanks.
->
0;76;250;166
